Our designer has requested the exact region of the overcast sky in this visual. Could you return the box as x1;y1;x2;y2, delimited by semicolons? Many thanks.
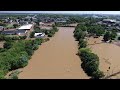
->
0;11;120;14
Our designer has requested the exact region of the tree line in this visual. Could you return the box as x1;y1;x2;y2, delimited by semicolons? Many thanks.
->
74;24;104;79
0;38;43;79
0;34;27;41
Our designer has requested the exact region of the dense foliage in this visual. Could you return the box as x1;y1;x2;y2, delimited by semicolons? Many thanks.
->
74;23;104;79
13;24;19;28
0;35;27;41
0;38;43;79
79;48;104;78
103;31;117;42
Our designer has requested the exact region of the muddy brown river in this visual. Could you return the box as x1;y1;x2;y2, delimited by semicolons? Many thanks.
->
18;27;89;79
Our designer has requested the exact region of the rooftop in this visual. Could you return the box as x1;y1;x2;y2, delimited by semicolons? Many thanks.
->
103;19;116;22
16;29;27;34
1;30;16;35
18;24;33;30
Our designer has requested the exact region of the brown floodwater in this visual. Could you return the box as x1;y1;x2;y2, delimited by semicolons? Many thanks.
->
88;37;120;79
18;27;89;79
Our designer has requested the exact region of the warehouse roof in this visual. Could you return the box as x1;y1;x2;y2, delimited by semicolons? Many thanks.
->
18;24;33;30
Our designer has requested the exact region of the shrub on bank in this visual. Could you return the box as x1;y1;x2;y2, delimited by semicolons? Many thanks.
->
79;39;87;48
79;48;104;79
9;70;20;79
3;41;13;49
48;33;53;37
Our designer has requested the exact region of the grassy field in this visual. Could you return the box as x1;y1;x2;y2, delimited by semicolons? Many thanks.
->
6;24;14;29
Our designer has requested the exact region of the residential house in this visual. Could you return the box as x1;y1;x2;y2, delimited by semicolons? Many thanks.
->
1;30;16;35
16;29;27;36
0;26;4;31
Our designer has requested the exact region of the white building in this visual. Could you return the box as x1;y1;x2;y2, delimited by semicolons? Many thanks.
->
34;33;45;38
103;19;116;23
18;24;33;30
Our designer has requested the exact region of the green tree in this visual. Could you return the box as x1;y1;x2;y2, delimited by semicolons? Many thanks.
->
79;48;104;78
79;40;87;48
110;30;117;40
103;31;111;42
3;41;13;49
30;31;35;38
74;30;86;41
118;36;120;40
13;24;19;28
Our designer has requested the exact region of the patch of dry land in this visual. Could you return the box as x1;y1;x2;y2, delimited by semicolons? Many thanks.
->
0;41;4;48
88;36;120;79
40;26;52;30
18;27;89;79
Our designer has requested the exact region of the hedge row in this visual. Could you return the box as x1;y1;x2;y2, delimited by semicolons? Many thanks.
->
0;34;27;41
79;48;104;79
74;24;104;79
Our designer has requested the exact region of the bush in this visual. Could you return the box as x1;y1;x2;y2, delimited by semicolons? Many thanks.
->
74;30;86;41
13;24;19;28
118;36;120;40
43;38;50;42
9;70;20;79
44;30;50;35
0;48;6;53
79;48;104;79
92;70;104;79
30;31;35;38
19;36;27;40
103;31;117;42
83;60;99;76
0;35;5;41
0;70;5;79
79;40;87;48
25;46;34;56
3;41;13;49
78;48;91;56
18;52;29;67
44;25;58;37
48;33;53;37
33;44;39;50
80;49;99;63
34;39;41;45
11;36;20;40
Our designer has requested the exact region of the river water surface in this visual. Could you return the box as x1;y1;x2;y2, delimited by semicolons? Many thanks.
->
18;27;89;79
88;37;120;79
